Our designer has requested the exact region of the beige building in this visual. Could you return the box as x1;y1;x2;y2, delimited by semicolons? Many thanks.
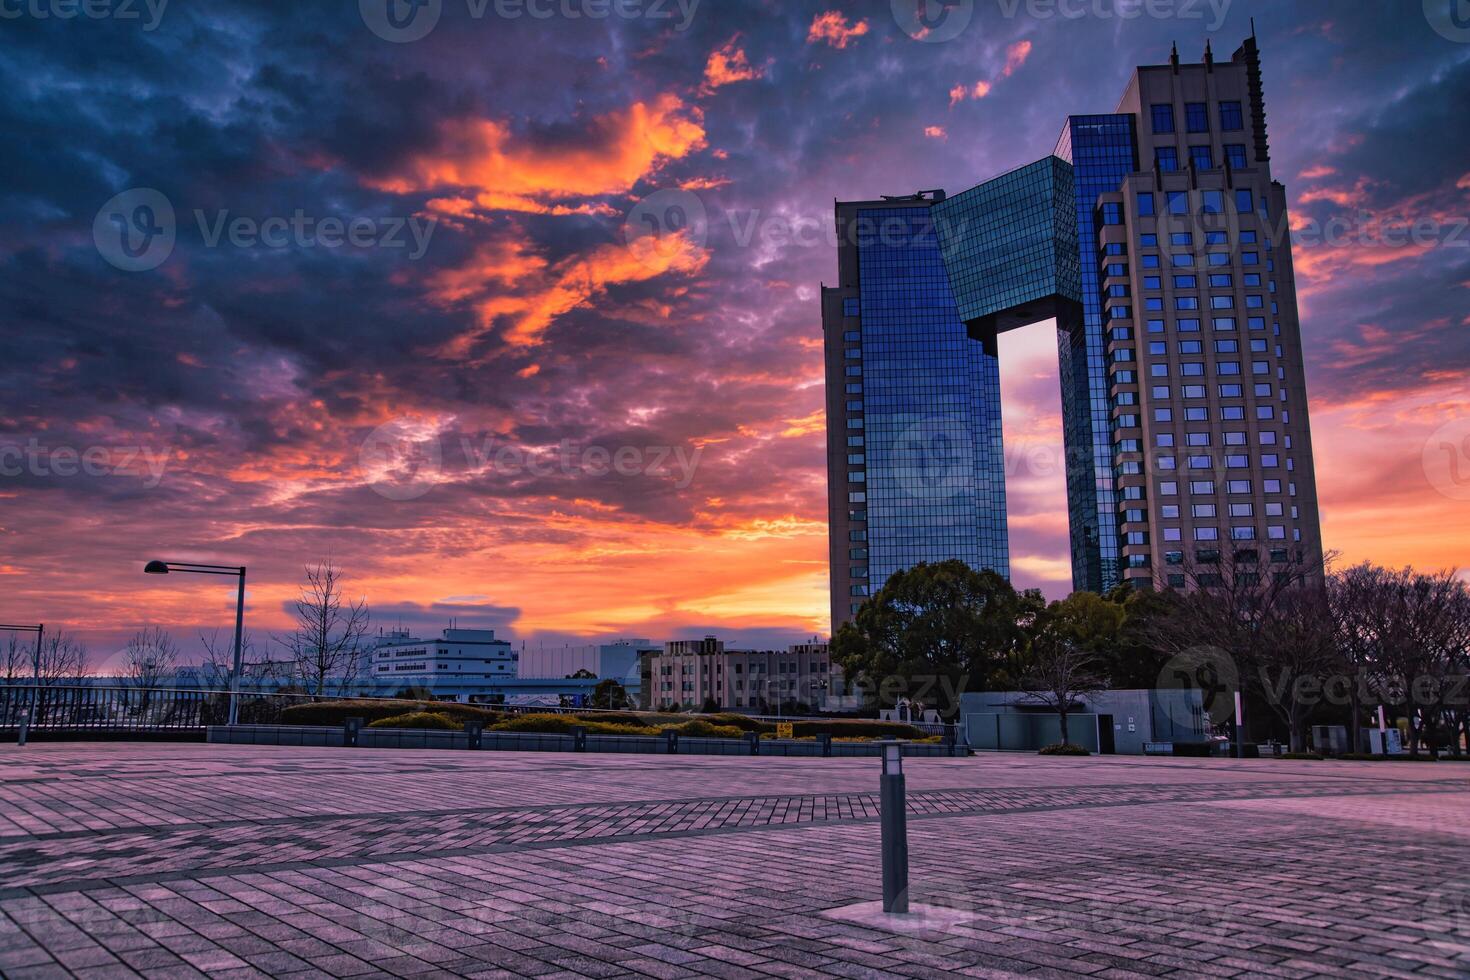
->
642;636;849;712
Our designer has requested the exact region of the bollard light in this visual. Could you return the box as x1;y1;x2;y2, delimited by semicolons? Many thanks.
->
883;741;903;775
879;739;909;914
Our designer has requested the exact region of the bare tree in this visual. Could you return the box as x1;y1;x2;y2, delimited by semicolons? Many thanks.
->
1020;637;1107;747
37;632;89;687
277;562;370;697
125;627;179;689
199;628;270;689
3;632;30;684
1145;548;1339;752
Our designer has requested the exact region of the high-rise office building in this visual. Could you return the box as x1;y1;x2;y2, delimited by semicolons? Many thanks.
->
822;35;1324;630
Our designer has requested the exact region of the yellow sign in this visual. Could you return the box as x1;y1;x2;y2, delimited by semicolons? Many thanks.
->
775;723;793;739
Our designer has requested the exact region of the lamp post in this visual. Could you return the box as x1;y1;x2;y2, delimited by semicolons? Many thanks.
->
143;561;246;725
1;623;44;745
879;739;909;914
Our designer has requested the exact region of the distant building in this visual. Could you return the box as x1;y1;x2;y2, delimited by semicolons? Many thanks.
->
520;639;657;688
367;628;517;691
643;636;848;713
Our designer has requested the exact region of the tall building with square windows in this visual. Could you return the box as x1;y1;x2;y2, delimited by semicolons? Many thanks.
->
822;35;1324;629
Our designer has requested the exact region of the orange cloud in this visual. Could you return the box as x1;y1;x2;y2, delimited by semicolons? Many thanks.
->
703;37;761;91
434;231;709;356
807;11;869;49
1002;40;1032;76
370;94;705;214
924;125;947;140
950;80;992;106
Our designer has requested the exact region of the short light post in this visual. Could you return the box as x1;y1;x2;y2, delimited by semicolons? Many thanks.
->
1234;690;1245;759
143;560;246;725
879;739;909;914
1377;705;1389;755
2;623;44;746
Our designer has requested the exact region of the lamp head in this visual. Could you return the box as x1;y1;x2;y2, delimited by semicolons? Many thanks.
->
143;560;170;575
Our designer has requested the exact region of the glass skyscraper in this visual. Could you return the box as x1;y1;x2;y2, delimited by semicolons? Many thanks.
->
823;36;1325;630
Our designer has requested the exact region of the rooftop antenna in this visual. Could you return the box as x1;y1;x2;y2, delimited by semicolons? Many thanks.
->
1204;39;1214;71
1170;40;1179;73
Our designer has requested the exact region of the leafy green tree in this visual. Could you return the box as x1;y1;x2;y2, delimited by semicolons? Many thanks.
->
588;678;632;710
832;560;1036;714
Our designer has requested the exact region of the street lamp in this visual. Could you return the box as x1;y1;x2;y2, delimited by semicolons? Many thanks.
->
1;623;44;743
143;560;246;725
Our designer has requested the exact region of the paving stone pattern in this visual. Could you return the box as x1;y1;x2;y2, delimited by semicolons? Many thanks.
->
2;743;1468;979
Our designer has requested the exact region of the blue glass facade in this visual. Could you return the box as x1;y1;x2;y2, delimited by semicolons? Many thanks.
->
853;205;1009;588
933;156;1080;323
1054;114;1139;593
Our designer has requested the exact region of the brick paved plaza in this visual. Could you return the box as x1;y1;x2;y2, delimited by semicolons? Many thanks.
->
2;744;1468;979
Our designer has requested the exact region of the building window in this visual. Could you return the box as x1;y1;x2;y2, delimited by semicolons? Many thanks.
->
1137;192;1155;216
1201;189;1223;214
843;298;860;317
1185;102;1209;133
1220;100;1244;131
1190;145;1213;170
1235;189;1253;214
1225;144;1248;169
1155;146;1179;172
1151;103;1175;133
1100;202;1124;225
1167;191;1188;215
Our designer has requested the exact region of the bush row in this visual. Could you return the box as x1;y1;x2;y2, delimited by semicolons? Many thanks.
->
274;700;929;740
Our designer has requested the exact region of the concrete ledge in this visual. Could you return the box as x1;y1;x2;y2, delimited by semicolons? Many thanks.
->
207;725;964;757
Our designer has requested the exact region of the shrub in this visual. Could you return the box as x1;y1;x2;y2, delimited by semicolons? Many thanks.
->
490;713;650;737
675;720;746;739
280;699;500;727
367;711;459;730
698;713;770;733
569;712;654;728
1039;743;1090;756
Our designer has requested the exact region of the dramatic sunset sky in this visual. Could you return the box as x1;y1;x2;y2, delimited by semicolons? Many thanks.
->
2;1;1467;665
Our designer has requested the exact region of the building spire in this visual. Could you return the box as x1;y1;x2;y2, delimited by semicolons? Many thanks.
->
1170;41;1180;73
1204;39;1214;70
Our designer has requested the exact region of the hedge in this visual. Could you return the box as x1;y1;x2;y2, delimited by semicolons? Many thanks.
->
367;711;459;730
279;699;501;727
1039;743;1090;756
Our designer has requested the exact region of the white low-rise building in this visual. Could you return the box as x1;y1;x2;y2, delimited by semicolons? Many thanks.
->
369;628;517;687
